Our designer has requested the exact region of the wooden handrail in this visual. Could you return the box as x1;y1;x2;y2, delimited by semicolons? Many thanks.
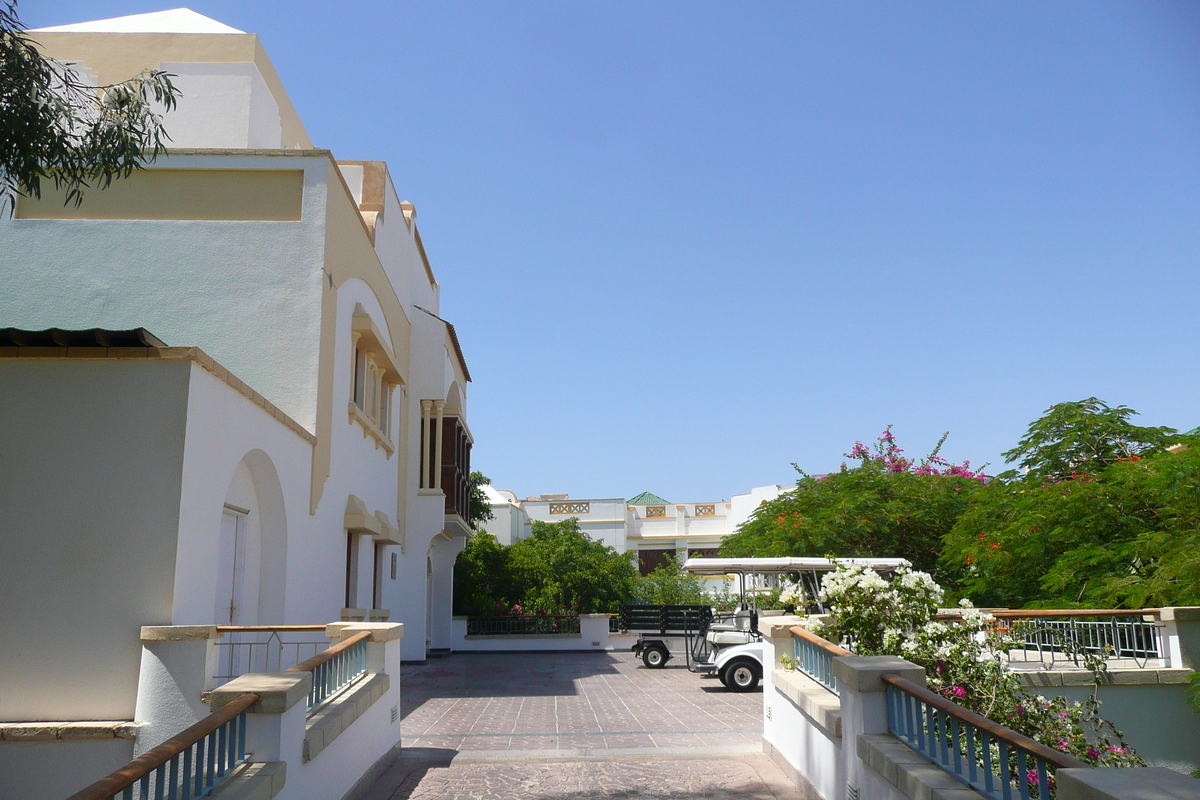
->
286;630;370;674
64;692;260;800
881;674;1089;770
791;625;853;657
988;608;1160;620
215;625;328;632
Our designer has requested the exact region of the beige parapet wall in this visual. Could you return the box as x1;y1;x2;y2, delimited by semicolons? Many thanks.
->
16;169;305;220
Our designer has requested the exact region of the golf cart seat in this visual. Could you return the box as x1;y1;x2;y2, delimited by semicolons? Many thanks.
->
708;629;756;647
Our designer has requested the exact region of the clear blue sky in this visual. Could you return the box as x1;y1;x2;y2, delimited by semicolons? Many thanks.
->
28;2;1200;502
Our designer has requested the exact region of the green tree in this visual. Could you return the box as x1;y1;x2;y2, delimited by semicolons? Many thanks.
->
467;470;495;530
721;429;984;580
452;532;521;617
1;1;180;211
1000;398;1177;483
945;434;1200;608
635;557;710;606
508;518;640;614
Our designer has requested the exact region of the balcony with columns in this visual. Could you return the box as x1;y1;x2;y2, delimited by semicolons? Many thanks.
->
418;399;473;538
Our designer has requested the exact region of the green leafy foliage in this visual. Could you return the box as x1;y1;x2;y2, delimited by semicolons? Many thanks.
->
720;429;984;580
633;557;709;606
1000;398;1177;483
467;470;495;530
944;434;1200;608
509;519;641;614
0;1;180;212
453;518;640;616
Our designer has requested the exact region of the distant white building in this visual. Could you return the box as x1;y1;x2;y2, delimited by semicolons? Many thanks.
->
482;485;787;574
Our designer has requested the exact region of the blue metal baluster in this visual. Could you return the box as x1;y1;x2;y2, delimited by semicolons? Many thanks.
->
140;770;151;799
905;692;917;746
122;786;134;800
965;724;978;787
227;716;237;771
1017;749;1030;800
924;700;936;757
951;717;962;777
999;740;1012;800
205;730;217;792
168;752;180;800
182;742;194;800
1036;759;1048;800
937;708;949;765
216;720;228;778
154;763;166;799
981;731;994;798
238;712;247;763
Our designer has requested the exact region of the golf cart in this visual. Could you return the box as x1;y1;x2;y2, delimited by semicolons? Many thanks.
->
627;557;904;691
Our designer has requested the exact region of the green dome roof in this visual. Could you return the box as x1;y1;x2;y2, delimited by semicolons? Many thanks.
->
628;491;669;505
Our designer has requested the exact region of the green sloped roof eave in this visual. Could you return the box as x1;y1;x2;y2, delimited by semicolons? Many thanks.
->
628;491;669;505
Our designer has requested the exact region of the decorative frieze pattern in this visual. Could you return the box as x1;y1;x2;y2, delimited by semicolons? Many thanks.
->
549;502;590;515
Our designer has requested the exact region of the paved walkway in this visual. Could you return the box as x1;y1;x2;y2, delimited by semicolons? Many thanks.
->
359;651;796;800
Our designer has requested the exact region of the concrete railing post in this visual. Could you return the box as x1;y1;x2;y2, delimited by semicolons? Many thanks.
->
325;622;404;675
833;655;926;800
1159;607;1200;670
207;673;310;767
580;614;611;649
134;626;223;755
1057;767;1200;800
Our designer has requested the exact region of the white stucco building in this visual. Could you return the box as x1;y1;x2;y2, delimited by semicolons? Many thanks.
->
482;485;786;574
0;9;473;799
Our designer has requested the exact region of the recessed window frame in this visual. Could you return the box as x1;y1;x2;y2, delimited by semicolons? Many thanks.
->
348;305;402;455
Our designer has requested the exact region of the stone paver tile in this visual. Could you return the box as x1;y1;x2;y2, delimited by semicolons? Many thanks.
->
603;733;657;749
647;732;705;748
508;734;559;750
456;735;511;751
555;733;608;749
383;755;792;800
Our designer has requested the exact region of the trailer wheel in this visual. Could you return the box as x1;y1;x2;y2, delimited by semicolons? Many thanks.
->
724;660;760;691
642;645;669;668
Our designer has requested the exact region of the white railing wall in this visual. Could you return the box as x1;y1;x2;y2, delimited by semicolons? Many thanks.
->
451;614;636;652
761;618;1200;800
130;622;403;800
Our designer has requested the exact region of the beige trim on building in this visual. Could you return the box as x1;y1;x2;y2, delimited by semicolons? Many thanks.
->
16;169;304;220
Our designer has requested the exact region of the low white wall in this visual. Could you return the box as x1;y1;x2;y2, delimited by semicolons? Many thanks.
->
762;624;847;800
0;739;135;800
288;631;401;800
451;615;638;652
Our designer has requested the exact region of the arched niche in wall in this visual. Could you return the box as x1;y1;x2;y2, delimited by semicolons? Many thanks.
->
217;449;288;626
444;381;463;415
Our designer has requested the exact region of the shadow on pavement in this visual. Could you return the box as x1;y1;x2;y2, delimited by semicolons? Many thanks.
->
367;747;458;800
401;652;625;716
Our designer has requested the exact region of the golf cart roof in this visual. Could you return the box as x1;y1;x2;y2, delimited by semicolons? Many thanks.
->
682;557;906;576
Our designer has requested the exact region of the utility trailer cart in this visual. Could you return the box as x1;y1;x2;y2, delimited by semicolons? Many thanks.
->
623;604;713;669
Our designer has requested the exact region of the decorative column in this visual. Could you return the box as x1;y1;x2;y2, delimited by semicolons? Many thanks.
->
433;400;445;490
419;400;432;488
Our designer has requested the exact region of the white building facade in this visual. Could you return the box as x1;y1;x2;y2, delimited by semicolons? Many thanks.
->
0;9;472;799
483;485;786;574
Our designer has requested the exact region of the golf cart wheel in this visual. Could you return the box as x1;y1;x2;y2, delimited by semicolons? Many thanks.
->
642;646;668;668
725;660;760;691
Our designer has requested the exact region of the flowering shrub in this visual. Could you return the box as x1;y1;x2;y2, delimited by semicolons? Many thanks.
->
817;561;1143;770
721;429;986;580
